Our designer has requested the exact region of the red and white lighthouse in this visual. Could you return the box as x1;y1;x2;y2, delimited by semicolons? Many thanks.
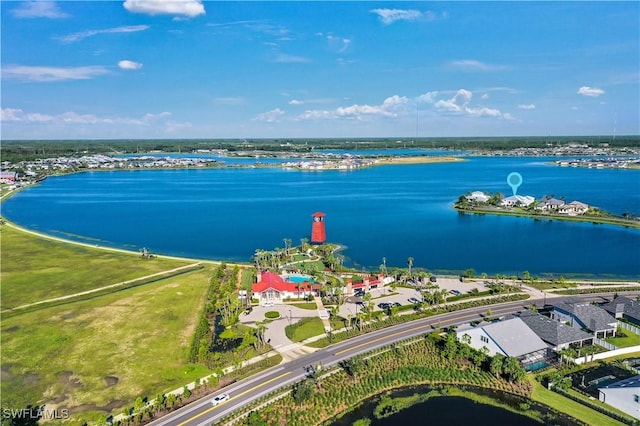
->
310;212;326;244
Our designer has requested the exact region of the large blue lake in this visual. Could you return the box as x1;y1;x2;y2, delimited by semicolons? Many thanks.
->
3;156;639;277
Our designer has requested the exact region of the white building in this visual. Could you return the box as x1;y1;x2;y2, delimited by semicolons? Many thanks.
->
500;195;535;207
599;375;640;419
457;317;549;367
558;201;589;216
465;191;490;203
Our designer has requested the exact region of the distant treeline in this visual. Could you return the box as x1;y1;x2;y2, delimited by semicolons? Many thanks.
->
1;135;639;163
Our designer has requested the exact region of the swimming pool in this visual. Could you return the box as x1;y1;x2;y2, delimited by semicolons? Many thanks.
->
526;361;549;372
285;275;314;283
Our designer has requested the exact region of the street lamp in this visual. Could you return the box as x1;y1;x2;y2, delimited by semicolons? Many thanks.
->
288;308;292;325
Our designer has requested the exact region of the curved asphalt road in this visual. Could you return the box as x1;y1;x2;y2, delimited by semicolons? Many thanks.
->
149;292;636;426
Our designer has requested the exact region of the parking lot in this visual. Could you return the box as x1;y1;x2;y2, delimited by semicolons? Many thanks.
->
337;277;489;318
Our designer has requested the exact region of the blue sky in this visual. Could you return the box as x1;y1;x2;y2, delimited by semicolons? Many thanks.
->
1;1;638;140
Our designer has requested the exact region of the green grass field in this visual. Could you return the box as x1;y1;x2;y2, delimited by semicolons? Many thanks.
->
285;317;325;342
527;375;624;426
0;225;213;424
1;268;212;424
606;328;640;348
0;225;191;309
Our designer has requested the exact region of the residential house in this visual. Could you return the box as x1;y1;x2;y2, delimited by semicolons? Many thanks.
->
598;375;640;419
550;301;617;338
536;197;565;211
457;317;550;368
252;271;317;306
602;296;640;327
0;171;17;183
500;195;535;207
518;310;593;351
346;274;391;294
465;191;490;203
558;201;589;216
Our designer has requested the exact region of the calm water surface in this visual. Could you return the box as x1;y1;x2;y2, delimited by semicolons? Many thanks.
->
332;395;543;426
3;156;639;277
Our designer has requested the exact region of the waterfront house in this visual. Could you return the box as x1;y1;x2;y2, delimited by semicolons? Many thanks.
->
457;317;549;368
602;296;640;327
465;191;490;203
550;300;617;338
252;271;317;306
536;196;565;211
518;310;593;351
558;201;589;216
500;195;535;207
598;375;640;419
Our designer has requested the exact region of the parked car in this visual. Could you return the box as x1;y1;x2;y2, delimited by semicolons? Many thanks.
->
450;289;461;296
263;301;274;307
211;393;230;405
408;297;421;304
378;302;391;309
393;302;402;307
354;290;365;297
429;276;438;283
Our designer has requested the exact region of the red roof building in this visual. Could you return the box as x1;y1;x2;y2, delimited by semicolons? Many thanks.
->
252;272;318;305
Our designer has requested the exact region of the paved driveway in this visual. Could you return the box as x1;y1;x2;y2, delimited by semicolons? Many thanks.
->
239;304;319;349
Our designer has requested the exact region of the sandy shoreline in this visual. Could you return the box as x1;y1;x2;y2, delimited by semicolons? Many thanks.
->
374;155;466;166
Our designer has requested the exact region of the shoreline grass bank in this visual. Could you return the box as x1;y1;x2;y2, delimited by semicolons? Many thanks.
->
455;206;640;230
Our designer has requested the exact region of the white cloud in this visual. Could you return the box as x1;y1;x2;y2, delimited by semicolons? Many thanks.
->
481;94;489;100
449;59;507;72
289;100;304;105
2;65;109;82
272;53;311;64
370;8;424;25
118;60;143;70
327;35;351;53
577;86;605;97
123;0;205;17
254;108;285;122
434;89;504;118
12;1;68;19
417;91;438;104
59;25;150;43
298;95;409;121
518;104;536;110
1;107;172;126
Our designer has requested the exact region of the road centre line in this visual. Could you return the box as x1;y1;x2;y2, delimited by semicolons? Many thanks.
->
177;372;291;426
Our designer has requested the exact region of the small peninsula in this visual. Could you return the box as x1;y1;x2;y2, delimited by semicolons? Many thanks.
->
455;191;640;229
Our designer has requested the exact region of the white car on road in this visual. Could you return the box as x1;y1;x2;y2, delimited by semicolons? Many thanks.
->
211;393;230;405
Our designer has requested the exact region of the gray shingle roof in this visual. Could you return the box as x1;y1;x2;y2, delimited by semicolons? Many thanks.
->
482;317;549;358
602;296;640;323
552;300;617;332
519;311;593;346
600;375;640;390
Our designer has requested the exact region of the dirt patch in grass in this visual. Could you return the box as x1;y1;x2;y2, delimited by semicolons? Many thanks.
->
74;400;128;414
24;372;40;385
57;370;82;388
104;376;119;387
